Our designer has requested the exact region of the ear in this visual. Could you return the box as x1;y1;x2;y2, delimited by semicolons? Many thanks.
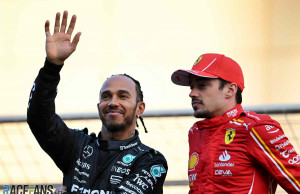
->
97;103;101;116
136;102;145;116
225;83;237;99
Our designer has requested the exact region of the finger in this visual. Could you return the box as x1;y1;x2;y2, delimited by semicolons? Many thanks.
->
71;32;81;50
54;12;61;33
60;10;68;33
67;14;77;36
45;20;51;37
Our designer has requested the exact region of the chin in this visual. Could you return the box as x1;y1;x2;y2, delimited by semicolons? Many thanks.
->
105;123;126;133
194;110;212;119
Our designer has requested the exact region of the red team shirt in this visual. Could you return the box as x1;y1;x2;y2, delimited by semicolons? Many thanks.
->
188;104;300;193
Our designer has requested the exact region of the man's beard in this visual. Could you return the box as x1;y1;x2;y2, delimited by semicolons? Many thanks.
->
100;105;137;133
193;109;213;119
192;100;213;119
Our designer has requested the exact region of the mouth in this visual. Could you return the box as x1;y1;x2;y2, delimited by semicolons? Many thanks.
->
105;109;124;116
192;100;203;107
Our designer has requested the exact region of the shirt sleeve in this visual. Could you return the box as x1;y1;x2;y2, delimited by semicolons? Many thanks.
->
249;121;300;193
114;151;168;194
27;59;80;173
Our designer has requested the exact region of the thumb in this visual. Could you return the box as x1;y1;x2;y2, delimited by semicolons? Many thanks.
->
71;32;81;50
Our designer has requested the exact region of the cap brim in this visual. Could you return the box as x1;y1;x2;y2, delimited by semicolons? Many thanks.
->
171;69;218;86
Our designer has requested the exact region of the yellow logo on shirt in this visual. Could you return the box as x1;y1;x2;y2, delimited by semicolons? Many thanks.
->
189;152;199;171
225;128;236;144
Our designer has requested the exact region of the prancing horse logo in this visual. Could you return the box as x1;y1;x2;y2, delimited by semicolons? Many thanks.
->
225;128;236;144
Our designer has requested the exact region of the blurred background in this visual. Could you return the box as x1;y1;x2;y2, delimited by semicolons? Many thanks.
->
1;0;300;193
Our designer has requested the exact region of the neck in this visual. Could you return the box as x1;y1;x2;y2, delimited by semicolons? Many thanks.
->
214;101;238;117
101;126;136;140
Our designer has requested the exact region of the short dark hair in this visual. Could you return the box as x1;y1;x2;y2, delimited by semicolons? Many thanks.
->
218;78;242;104
109;74;144;103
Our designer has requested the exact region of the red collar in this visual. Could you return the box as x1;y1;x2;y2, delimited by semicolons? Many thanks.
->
196;104;245;128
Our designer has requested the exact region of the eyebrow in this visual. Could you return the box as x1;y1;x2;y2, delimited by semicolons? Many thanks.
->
118;90;131;96
101;89;131;96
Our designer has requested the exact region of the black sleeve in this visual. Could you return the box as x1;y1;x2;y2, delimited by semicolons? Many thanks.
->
27;59;79;173
114;150;168;194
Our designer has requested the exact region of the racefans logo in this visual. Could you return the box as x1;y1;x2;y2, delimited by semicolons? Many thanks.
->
225;128;236;144
188;152;199;171
2;185;54;194
193;56;203;66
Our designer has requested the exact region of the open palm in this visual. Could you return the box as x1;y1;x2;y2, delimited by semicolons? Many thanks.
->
45;11;81;65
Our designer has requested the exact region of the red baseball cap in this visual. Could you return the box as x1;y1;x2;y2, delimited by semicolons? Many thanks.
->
171;53;245;91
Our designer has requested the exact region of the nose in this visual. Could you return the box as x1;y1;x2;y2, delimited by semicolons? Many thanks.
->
189;88;198;99
108;96;119;107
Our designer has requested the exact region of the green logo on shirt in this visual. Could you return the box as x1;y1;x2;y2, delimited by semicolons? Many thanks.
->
150;165;166;177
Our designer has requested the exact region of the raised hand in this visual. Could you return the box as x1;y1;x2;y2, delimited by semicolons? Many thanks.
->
45;11;81;65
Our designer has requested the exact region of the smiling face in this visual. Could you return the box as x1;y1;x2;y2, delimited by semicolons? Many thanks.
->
98;76;143;133
189;75;228;119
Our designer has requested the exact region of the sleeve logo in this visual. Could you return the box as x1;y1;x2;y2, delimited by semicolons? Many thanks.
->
188;152;199;171
150;165;166;177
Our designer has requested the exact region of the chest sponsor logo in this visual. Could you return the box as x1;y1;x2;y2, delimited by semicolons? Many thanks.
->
215;150;234;168
214;162;234;167
123;154;136;164
120;142;138;150
117;160;132;167
126;181;144;194
265;125;279;134
289;155;300;165
215;170;232;176
74;167;89;177
188;152;199;172
110;175;123;184
219;150;231;162
82;145;93;159
111;166;131;175
150;165;166;178
225;129;236;144
133;174;149;190
76;158;91;170
118;185;137;194
71;184;111;193
73;176;87;184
